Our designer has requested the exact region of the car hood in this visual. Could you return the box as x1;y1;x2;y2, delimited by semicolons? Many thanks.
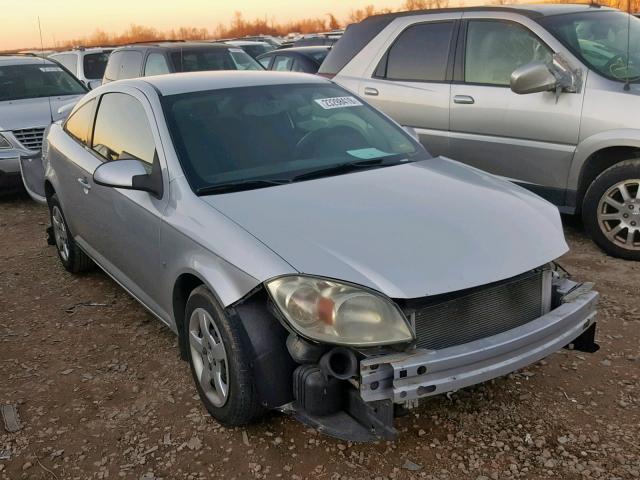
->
203;157;568;299
0;95;83;131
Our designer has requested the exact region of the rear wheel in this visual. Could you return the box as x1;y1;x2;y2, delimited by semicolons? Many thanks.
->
184;286;263;425
48;194;93;273
583;159;640;261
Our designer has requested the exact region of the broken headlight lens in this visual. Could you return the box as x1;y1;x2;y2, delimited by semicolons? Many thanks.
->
0;133;11;150
266;275;414;346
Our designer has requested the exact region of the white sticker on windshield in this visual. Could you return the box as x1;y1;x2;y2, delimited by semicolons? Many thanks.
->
39;67;62;72
347;148;393;160
314;96;363;109
229;48;245;53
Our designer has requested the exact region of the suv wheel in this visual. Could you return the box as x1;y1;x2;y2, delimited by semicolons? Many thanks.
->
49;194;94;273
583;159;640;260
184;286;264;425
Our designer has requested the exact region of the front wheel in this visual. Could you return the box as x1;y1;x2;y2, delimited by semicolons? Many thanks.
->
184;286;264;426
583;159;640;261
48;194;94;273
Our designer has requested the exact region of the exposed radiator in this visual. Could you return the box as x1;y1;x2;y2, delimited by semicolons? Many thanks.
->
407;269;549;351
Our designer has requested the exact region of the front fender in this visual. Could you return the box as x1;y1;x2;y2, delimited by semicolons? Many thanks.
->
569;129;640;190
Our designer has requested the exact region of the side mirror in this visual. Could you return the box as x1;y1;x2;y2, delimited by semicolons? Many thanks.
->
93;158;162;198
87;80;102;90
510;62;557;95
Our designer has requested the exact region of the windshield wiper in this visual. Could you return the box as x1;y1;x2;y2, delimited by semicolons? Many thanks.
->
290;157;403;183
196;179;289;195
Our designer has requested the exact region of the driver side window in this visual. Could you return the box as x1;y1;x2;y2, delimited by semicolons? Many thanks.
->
92;92;156;164
465;20;553;86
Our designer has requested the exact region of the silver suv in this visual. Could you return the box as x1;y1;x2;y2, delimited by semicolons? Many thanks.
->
49;47;113;90
0;54;86;191
42;71;598;440
322;5;640;260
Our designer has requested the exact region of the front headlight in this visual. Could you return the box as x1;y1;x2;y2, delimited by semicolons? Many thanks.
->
266;275;414;347
0;133;11;150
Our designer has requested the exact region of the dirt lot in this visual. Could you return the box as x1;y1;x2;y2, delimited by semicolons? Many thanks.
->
1;189;639;480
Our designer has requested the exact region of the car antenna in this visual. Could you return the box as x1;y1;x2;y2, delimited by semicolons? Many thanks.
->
624;0;632;91
38;16;54;124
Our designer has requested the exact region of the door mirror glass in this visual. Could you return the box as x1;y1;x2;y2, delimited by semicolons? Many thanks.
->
88;79;102;90
510;62;557;95
94;158;150;190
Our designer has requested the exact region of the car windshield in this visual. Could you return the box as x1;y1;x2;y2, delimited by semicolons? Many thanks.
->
541;11;640;83
0;63;86;102
83;52;111;79
170;48;263;72
162;83;428;193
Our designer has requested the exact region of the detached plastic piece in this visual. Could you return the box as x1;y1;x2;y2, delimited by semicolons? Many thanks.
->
293;365;344;416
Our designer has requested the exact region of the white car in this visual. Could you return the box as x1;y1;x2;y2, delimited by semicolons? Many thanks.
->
49;47;112;89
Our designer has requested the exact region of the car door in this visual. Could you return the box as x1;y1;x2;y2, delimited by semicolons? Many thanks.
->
85;88;170;318
358;19;459;157
49;98;98;239
449;16;585;204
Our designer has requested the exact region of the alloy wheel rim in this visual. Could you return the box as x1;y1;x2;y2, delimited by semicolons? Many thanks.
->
188;308;229;407
52;206;70;262
597;179;640;251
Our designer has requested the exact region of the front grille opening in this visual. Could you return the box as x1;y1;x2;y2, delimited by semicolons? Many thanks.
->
400;269;547;351
13;127;46;151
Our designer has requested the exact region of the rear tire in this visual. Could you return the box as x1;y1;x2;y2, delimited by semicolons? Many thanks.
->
582;159;640;261
48;194;94;273
184;286;264;426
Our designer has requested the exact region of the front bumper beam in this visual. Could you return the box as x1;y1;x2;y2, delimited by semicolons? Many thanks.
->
359;282;598;404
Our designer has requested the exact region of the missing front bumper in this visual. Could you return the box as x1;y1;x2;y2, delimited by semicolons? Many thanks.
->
359;281;598;404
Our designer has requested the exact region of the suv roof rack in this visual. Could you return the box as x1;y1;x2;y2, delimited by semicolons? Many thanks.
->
125;39;187;46
0;52;39;57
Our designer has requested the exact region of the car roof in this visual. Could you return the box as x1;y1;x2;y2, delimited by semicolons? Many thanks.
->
0;55;57;66
112;41;229;53
366;3;615;20
268;46;331;55
127;70;328;96
225;40;270;46
51;47;113;55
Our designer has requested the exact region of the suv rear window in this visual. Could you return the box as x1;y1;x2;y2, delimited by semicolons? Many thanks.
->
170;48;262;72
0;63;86;102
378;22;454;82
104;50;142;81
83;52;111;80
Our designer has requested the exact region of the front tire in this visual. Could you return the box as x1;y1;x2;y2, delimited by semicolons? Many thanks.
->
583;159;640;261
48;194;93;273
184;286;264;426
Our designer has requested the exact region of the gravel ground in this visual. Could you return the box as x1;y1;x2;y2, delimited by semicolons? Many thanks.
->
1;190;639;480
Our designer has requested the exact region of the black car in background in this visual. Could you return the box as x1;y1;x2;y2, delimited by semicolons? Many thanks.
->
257;46;331;73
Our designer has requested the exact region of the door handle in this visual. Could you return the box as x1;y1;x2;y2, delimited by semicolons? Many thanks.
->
453;95;475;105
364;87;379;96
77;177;91;192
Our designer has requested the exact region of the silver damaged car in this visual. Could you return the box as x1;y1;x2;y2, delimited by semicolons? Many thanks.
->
44;71;599;441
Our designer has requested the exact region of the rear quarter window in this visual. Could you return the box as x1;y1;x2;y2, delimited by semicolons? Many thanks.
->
379;22;455;82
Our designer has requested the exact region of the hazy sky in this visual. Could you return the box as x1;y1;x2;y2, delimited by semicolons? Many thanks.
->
0;0;467;50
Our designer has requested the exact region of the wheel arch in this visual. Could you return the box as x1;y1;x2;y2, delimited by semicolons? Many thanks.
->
44;179;56;204
570;133;640;212
172;272;207;360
